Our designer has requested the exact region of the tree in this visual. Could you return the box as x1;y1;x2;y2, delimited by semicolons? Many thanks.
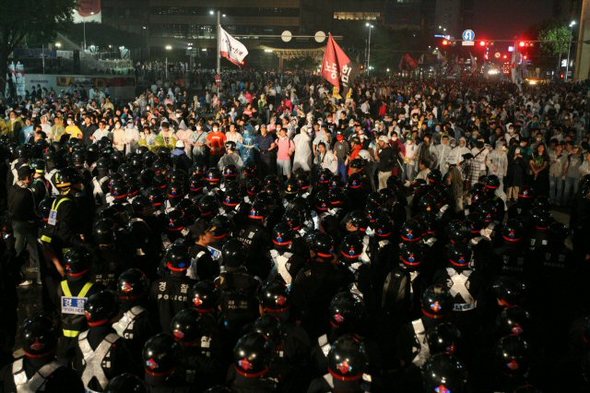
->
0;0;76;98
539;24;572;56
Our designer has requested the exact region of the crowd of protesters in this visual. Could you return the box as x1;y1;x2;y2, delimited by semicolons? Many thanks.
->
0;71;588;392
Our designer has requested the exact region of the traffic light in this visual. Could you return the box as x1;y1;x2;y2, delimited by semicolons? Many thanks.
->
479;40;486;47
442;39;449;46
518;41;534;48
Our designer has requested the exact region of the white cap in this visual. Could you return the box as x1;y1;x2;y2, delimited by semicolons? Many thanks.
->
175;140;185;149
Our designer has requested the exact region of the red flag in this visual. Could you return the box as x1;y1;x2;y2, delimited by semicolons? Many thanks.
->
321;34;352;90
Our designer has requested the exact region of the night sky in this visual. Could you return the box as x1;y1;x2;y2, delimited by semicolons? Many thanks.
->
471;0;555;39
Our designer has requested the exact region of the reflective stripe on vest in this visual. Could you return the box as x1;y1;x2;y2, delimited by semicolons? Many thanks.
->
60;281;94;337
411;318;430;367
40;197;72;243
78;331;119;390
446;267;476;311
112;306;145;338
270;250;293;285
318;334;331;358
12;358;61;393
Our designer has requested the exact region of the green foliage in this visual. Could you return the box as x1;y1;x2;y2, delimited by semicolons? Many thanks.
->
0;0;75;94
539;24;572;56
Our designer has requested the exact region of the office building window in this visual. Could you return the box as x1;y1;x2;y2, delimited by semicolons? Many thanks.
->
333;12;380;21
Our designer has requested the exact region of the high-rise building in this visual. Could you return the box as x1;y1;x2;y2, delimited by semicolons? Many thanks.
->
433;0;474;38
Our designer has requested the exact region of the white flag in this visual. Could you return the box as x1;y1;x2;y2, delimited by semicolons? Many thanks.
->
219;26;248;67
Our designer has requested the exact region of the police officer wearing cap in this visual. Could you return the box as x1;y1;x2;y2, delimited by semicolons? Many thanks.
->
72;290;135;392
150;243;192;333
0;314;84;392
40;167;87;272
56;247;103;362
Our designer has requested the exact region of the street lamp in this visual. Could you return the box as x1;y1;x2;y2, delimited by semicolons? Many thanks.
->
165;45;172;80
83;11;95;51
366;23;374;75
566;20;576;81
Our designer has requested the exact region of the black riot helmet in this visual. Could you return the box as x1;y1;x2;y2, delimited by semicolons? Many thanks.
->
143;333;181;377
447;242;473;270
400;242;426;271
446;219;471;245
248;199;268;222
84;290;120;327
221;238;246;269
164;243;191;273
400;219;424;243
171;309;204;347
22;314;57;358
491;276;527;308
501;218;526;244
93;217;116;245
222;164;238;180
190;280;218;314
253;315;283;345
427;322;462;356
283;208;304;231
314;189;330;212
422;354;468;393
284;177;299;198
327;335;368;382
205;167;222;186
374;214;394;239
339;233;363;261
117;268;149;302
310;232;335;260
222;188;241;208
496;306;531;337
484;174;501;191
63;247;92;279
272;222;294;248
495;335;529;377
105;373;146;393
345;210;368;233
329;292;366;333
39;197;54;223
233;332;272;377
197;194;219;218
421;284;453;320
258;280;290;314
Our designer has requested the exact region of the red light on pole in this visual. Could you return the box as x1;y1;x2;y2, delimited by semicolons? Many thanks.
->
479;40;486;47
519;41;525;48
442;39;449;46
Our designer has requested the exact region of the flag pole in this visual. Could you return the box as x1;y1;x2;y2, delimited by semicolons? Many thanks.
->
216;11;221;75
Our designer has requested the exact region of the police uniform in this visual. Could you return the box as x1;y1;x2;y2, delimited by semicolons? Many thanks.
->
56;279;102;360
150;274;192;334
72;328;135;392
236;222;272;279
215;269;260;335
0;357;83;393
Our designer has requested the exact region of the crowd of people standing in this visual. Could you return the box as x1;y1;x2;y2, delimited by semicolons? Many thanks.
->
0;71;589;392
